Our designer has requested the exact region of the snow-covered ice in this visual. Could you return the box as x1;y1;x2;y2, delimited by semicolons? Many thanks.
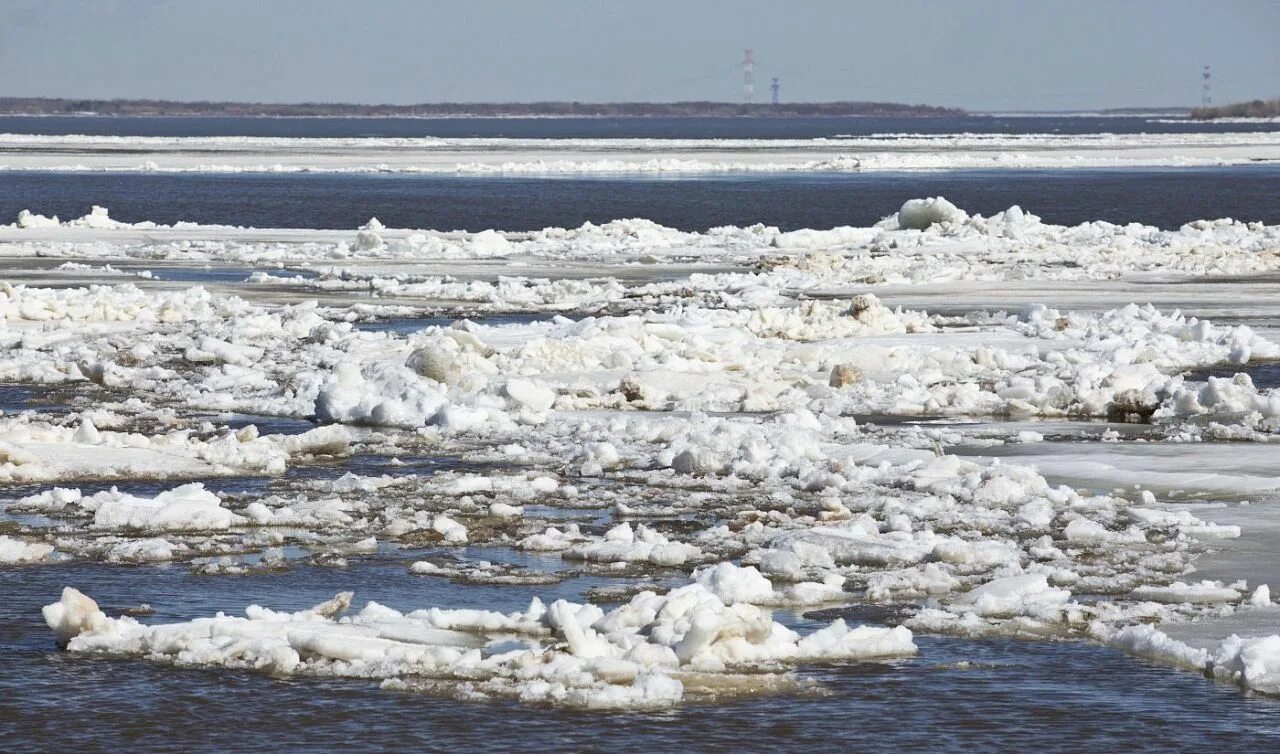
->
42;584;915;708
0;131;1277;174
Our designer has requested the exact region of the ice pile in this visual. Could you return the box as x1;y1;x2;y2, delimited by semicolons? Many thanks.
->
0;535;57;564
1108;621;1280;696
8;196;1280;707
306;297;1278;430
20;483;244;531
44;584;915;708
884;197;969;230
0;415;349;484
8;196;1280;287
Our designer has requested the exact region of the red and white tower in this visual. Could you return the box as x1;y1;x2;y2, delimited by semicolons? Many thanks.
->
1202;65;1212;106
742;49;755;103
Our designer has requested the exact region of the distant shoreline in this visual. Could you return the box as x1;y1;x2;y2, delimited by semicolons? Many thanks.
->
1191;99;1280;121
0;97;963;118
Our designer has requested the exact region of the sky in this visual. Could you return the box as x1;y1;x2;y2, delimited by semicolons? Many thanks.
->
2;0;1278;111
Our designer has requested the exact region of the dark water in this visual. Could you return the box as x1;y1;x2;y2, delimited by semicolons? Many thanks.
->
1185;362;1280;390
356;312;567;335
3;560;1280;753
144;266;268;284
3;114;1277;139
0;384;68;415
4;167;1280;232
0;385;41;413
195;412;317;436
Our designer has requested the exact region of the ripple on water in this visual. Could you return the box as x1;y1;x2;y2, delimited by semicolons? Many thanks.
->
3;560;1280;752
0;384;69;415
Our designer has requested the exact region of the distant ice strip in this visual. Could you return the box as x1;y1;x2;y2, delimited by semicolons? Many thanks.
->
0;132;1277;174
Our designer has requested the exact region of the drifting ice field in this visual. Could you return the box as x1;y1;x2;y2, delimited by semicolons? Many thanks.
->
6;184;1280;747
1;131;1279;174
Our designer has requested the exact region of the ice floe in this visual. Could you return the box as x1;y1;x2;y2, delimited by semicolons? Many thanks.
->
43;584;915;708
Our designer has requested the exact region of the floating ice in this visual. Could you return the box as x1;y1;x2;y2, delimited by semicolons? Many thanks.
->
887;197;969;230
1;132;1276;175
44;584;916;708
0;535;57;564
7;197;1280;708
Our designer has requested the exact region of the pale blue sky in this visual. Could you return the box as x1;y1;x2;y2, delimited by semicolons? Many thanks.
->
2;0;1277;110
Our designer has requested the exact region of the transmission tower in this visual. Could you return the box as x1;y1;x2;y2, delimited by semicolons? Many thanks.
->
771;77;780;106
742;49;755;103
1202;65;1212;106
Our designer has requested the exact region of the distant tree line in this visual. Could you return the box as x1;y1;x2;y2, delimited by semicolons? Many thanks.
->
1191;98;1280;120
0;97;964;118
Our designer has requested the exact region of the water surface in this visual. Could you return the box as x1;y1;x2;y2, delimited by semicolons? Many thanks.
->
3;561;1280;753
3;167;1278;232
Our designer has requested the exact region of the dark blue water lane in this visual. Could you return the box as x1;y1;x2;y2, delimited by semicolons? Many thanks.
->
4;167;1279;232
2;114;1275;139
356;312;570;335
